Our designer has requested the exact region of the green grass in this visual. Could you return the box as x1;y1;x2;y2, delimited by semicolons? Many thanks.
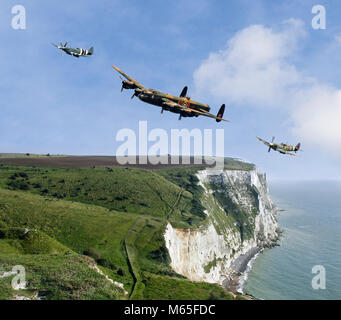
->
0;254;125;300
0;188;141;291
0;162;254;300
209;183;259;241
157;167;207;227
224;158;255;171
0;153;66;159
0;228;71;255
0;165;202;228
142;272;236;300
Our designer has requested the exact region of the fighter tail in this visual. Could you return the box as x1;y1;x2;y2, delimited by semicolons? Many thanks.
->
88;47;94;55
295;143;301;152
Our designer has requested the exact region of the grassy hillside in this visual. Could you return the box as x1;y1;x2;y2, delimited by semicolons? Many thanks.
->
0;254;125;300
0;164;241;300
0;165;205;228
0;228;71;255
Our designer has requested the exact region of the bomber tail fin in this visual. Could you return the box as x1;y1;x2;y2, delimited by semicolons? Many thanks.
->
216;104;225;123
180;86;188;98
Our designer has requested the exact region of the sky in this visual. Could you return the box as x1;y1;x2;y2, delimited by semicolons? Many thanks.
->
1;0;341;180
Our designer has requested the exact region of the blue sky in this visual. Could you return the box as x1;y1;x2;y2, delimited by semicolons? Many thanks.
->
1;0;341;180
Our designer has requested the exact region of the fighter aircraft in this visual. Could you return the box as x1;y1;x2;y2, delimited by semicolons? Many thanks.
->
112;65;228;122
257;137;301;156
51;42;94;58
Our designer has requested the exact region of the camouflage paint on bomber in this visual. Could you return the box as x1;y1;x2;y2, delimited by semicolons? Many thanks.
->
112;65;228;122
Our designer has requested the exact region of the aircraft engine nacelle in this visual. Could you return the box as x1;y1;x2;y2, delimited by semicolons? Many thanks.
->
162;101;178;109
122;80;138;90
137;93;149;101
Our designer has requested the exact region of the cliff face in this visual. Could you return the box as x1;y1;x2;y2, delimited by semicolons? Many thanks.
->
164;168;278;286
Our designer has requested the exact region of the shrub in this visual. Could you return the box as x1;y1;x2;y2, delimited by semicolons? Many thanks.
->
40;189;49;195
97;259;117;270
32;183;42;189
147;246;170;264
7;180;30;191
117;268;125;276
83;248;101;261
18;172;28;179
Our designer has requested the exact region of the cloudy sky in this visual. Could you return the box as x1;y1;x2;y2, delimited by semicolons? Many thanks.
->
1;0;340;180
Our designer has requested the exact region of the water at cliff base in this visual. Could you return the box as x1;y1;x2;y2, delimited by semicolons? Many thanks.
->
244;180;341;300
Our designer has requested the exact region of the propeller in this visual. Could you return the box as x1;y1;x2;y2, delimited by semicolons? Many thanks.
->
268;136;275;152
117;76;125;92
51;43;64;56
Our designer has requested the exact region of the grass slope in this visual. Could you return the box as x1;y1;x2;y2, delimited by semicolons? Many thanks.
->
0;254;125;300
0;163;246;300
0;165;202;228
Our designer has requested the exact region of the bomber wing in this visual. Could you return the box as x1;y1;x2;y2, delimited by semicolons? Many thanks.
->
188;108;229;122
162;98;228;122
112;65;147;90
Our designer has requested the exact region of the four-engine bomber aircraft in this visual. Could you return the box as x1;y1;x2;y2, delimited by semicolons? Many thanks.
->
112;65;228;122
51;42;94;58
257;137;301;156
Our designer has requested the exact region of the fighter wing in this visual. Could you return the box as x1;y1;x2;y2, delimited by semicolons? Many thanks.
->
112;65;146;90
256;137;270;147
279;150;297;156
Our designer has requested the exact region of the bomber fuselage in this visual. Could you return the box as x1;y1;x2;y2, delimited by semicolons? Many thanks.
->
134;88;210;117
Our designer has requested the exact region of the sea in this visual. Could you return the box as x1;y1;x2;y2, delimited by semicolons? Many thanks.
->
242;180;341;300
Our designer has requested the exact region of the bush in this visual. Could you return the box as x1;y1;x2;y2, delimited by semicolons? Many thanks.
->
83;248;101;261
97;258;117;270
117;268;125;276
52;192;65;199
18;172;28;179
7;180;30;191
32;183;42;189
40;189;49;195
147;246;170;264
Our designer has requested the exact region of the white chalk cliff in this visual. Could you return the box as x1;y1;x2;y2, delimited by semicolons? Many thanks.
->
164;168;278;286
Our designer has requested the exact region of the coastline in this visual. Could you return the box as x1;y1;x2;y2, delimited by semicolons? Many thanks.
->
223;247;261;294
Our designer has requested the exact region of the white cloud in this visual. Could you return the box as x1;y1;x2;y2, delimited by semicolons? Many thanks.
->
292;85;341;153
334;34;341;45
194;19;308;107
193;19;341;156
